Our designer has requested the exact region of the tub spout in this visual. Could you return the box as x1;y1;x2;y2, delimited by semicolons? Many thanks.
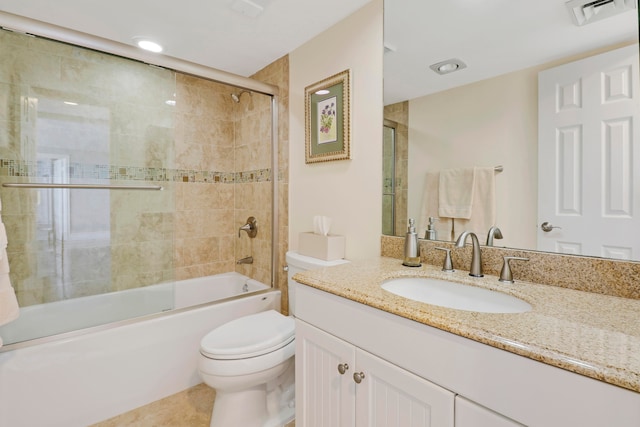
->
236;256;253;264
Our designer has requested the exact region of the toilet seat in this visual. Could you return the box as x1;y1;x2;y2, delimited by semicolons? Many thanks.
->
200;310;295;360
199;339;294;377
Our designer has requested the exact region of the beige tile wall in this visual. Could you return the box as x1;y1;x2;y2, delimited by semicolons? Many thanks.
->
250;55;290;312
173;75;237;281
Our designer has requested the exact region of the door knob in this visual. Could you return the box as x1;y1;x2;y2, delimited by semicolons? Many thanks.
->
353;372;365;384
337;363;349;375
541;222;562;232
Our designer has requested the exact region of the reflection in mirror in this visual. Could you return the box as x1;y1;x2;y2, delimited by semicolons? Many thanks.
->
383;0;640;261
382;120;397;235
382;103;408;238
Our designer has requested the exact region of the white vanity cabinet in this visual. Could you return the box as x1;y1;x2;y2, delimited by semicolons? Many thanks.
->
294;283;640;427
455;397;524;427
295;319;455;426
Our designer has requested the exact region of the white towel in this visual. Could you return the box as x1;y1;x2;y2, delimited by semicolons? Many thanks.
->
0;194;18;339
0;210;19;337
418;172;453;241
453;167;496;238
0;278;19;327
438;168;475;219
0;222;7;252
0;262;19;347
0;249;8;274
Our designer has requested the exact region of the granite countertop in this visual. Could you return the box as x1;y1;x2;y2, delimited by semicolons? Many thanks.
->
292;256;640;394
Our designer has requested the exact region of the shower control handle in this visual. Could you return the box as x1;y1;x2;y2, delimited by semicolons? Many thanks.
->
337;363;349;375
238;216;258;238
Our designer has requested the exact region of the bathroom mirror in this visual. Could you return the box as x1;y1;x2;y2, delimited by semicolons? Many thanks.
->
383;0;640;261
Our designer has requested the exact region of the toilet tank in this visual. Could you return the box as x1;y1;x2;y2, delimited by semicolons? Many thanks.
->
285;251;349;316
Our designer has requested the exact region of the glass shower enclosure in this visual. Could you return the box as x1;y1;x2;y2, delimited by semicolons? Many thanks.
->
0;28;276;344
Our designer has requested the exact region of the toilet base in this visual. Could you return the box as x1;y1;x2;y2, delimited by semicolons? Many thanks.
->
210;386;267;427
209;387;294;427
207;361;295;427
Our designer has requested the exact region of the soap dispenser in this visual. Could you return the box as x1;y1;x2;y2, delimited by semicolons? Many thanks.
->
424;217;438;240
402;218;421;267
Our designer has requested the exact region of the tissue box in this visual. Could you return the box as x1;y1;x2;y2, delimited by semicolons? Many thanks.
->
298;232;345;261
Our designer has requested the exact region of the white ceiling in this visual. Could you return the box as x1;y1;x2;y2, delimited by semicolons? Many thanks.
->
0;0;371;77
0;0;637;105
384;0;639;104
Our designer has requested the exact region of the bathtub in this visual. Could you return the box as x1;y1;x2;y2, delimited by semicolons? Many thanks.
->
0;272;280;427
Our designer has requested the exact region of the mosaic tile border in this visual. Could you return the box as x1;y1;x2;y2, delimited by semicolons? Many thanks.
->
0;159;271;184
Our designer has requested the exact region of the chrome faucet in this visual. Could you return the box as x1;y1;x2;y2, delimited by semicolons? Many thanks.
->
455;231;483;277
486;226;503;246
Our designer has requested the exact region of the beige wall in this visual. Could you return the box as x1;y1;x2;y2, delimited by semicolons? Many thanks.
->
289;0;383;260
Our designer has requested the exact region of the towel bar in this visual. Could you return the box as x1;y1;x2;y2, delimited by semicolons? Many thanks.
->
2;183;163;190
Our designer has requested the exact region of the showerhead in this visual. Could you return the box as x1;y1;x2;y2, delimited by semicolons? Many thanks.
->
231;90;251;103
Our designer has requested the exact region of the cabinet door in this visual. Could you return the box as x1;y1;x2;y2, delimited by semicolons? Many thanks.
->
455;396;524;427
296;319;356;427
355;349;455;427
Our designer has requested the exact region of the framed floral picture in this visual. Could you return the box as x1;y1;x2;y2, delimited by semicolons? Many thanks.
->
305;69;351;163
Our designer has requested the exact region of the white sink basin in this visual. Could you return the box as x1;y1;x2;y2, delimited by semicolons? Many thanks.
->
381;277;531;313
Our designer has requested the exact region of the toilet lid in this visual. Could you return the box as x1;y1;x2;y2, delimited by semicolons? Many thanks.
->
200;310;295;359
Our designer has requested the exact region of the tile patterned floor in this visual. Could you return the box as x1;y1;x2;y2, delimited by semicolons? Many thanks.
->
91;383;295;426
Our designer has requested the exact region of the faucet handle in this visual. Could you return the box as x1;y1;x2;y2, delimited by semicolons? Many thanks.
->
238;216;258;238
499;256;529;283
434;247;454;272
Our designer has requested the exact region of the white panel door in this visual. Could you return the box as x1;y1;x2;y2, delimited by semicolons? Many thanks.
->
295;319;356;427
538;44;640;259
355;348;454;427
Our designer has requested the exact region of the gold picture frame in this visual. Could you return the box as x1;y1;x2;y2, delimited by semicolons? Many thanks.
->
305;69;351;163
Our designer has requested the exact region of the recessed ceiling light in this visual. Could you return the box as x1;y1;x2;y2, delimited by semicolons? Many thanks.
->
134;38;163;53
429;59;467;75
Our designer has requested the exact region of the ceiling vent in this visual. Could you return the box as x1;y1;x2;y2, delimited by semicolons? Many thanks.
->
566;0;637;26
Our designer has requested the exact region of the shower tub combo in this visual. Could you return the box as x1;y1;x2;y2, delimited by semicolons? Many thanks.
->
0;9;282;427
0;272;279;427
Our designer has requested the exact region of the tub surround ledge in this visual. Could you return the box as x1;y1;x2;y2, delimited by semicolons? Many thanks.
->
292;256;640;394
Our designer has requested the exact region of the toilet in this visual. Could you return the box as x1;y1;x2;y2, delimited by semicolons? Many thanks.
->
198;251;349;427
